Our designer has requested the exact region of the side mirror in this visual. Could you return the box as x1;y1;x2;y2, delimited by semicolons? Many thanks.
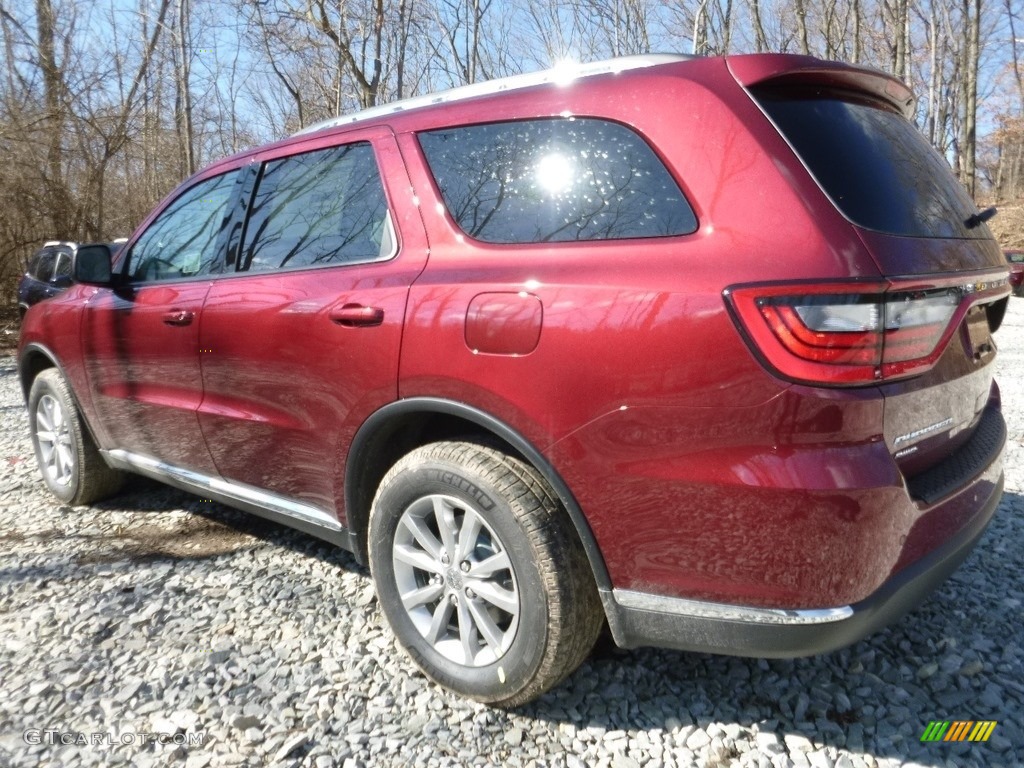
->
74;243;113;285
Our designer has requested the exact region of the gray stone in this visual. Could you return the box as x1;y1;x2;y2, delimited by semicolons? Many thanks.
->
230;714;262;730
784;734;814;752
686;730;711;750
756;732;784;754
958;659;984;677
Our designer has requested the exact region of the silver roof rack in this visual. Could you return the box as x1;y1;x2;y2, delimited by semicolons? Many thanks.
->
293;54;693;137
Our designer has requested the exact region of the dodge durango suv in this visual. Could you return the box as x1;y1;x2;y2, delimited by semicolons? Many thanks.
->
18;54;1009;706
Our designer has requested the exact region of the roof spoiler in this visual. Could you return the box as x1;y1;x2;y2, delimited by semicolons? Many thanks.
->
727;54;915;118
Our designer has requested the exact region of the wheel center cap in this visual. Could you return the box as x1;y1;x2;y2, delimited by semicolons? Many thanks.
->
445;568;463;590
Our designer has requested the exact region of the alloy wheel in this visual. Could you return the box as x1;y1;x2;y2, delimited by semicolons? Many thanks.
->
392;494;520;666
35;394;74;487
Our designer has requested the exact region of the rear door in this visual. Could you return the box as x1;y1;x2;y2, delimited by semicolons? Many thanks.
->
196;127;428;516
81;169;241;472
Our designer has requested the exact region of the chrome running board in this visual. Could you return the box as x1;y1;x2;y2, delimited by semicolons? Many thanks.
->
103;449;355;551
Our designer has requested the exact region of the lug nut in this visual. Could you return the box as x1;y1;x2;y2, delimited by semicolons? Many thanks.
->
460;561;470;572
449;594;458;604
465;588;476;599
440;552;450;565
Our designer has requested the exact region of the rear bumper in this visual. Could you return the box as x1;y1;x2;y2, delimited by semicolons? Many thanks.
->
603;471;1002;657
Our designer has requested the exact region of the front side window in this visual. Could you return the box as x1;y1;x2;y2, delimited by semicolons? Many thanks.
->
128;171;238;282
419;118;697;244
240;143;393;273
51;252;72;284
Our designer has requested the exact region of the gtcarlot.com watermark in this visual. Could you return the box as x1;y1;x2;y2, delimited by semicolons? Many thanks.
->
24;729;206;747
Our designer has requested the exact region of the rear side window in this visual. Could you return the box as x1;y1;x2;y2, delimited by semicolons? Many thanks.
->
419;118;696;244
240;143;394;272
755;89;983;239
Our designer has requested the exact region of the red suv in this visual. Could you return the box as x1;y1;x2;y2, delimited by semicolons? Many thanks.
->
1006;250;1024;296
18;54;1009;706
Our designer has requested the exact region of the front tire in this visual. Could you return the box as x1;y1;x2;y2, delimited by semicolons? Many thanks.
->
28;368;124;505
368;441;602;707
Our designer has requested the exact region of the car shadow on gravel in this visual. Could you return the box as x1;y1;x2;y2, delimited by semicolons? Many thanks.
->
78;475;366;576
518;489;1024;765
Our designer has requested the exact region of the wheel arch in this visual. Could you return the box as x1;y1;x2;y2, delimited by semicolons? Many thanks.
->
344;397;613;593
18;343;63;402
18;343;105;450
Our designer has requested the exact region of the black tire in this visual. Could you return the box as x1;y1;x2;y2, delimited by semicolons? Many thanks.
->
368;441;602;707
28;368;124;505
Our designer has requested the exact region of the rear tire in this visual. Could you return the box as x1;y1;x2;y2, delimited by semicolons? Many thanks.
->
28;369;124;505
368;441;602;707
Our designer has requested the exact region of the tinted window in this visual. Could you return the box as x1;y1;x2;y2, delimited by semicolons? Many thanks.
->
755;90;984;239
240;143;393;272
32;250;57;281
419;118;696;244
53;252;72;281
128;171;238;282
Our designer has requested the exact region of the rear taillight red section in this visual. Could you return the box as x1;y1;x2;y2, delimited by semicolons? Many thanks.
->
726;276;1009;386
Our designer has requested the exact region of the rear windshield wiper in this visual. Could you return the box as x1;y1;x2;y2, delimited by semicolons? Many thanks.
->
965;206;997;229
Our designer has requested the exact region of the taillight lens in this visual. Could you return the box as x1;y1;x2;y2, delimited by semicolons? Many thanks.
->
727;283;967;385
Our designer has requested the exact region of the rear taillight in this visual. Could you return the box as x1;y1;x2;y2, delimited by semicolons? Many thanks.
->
726;278;1007;385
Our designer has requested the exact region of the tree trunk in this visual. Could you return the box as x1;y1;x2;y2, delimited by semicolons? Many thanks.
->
175;0;195;176
747;0;768;52
794;0;810;54
35;0;68;233
963;0;980;196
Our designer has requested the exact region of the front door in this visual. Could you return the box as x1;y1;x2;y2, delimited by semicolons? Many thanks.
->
81;169;241;473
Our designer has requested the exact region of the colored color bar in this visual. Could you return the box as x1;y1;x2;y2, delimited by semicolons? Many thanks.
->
972;721;997;742
921;721;950;742
945;721;973;742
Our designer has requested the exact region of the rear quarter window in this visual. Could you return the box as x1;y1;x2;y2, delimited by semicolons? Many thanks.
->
754;88;983;239
418;118;697;244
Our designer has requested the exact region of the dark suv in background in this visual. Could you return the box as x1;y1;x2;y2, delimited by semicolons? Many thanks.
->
18;54;1009;706
18;241;76;317
18;240;127;317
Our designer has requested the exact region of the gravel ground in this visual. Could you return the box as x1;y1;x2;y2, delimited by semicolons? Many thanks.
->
1;302;1023;768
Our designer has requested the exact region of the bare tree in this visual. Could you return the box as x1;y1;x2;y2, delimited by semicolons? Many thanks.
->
174;0;196;176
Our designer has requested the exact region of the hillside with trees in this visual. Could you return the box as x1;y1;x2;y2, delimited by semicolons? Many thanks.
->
2;0;1023;305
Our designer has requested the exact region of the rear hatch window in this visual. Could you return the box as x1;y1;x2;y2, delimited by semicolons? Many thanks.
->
753;88;985;240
